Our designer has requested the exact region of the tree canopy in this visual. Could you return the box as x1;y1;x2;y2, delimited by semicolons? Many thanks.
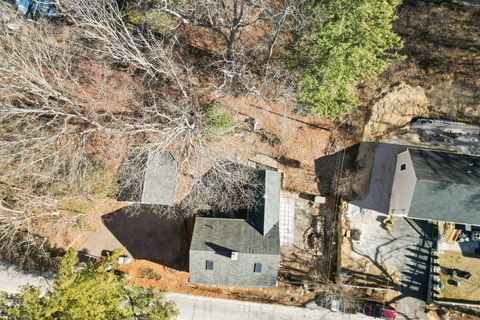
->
293;0;403;120
0;249;178;320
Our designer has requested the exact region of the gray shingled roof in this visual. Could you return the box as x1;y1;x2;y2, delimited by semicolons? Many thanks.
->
190;169;281;255
141;152;178;205
409;148;480;185
408;148;480;225
249;170;281;235
189;218;280;255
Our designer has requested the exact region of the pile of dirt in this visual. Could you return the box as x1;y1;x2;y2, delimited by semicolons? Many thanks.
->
362;82;429;141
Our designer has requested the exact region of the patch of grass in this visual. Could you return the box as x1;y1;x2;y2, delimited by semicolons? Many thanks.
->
88;170;119;198
138;267;162;281
50;181;71;197
50;168;118;199
437;251;480;302
128;9;171;33
59;198;91;214
203;102;236;139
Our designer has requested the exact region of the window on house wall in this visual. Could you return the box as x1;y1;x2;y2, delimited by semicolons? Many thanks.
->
254;263;262;273
206;260;214;270
400;164;406;171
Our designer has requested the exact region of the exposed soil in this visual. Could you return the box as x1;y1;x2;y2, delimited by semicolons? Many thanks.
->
215;95;335;194
362;82;430;141
121;259;312;306
8;0;480;309
358;0;480;141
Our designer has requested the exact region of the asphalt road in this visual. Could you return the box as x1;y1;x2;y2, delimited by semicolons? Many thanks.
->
0;263;51;294
166;293;371;320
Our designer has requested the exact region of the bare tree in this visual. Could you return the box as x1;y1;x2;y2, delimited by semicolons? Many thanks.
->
159;0;270;61
331;169;363;199
0;12;195;267
59;0;187;89
0;182;65;270
0;0;304;267
141;0;303;95
179;161;263;214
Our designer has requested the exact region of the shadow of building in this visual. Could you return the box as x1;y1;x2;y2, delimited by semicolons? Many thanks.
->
102;204;192;271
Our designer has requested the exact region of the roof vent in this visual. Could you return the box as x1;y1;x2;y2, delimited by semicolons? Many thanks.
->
231;251;238;261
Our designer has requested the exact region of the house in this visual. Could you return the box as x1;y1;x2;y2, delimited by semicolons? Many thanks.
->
189;170;281;287
117;151;178;206
389;148;480;225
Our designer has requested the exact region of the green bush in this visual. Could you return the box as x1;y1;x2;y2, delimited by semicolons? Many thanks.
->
138;267;162;281
203;102;236;139
290;0;403;120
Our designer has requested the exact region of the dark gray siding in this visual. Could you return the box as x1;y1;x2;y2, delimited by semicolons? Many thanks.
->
189;250;280;287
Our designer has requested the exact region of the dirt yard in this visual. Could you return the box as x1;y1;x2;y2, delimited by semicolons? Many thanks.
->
215;95;335;195
121;259;312;306
40;197;129;251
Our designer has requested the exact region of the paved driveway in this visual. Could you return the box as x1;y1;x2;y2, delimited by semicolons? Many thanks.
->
346;204;432;320
351;143;406;214
345;142;436;319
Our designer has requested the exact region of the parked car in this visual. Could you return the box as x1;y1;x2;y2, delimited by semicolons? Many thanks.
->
364;303;397;319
